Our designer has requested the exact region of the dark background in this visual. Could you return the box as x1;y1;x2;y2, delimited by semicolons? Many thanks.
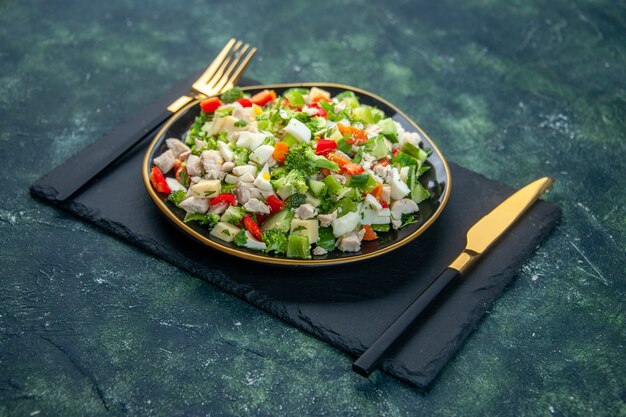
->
1;0;625;415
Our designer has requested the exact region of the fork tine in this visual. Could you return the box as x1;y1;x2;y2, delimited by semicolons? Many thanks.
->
192;38;239;89
199;41;243;96
205;43;249;91
211;44;255;93
218;47;257;92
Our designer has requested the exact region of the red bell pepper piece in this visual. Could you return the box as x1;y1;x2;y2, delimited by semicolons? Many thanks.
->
149;167;171;194
327;153;351;168
380;201;389;209
254;213;268;225
266;195;285;214
392;148;400;158
308;103;327;118
237;98;253;107
337;123;368;145
243;216;263;241
361;225;378;241
315;139;337;156
273;142;289;163
250;89;276;106
311;95;332;103
200;97;221;113
209;193;237;206
369;182;383;202
341;163;365;175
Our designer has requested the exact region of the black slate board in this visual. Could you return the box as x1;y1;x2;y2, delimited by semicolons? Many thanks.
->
30;76;562;389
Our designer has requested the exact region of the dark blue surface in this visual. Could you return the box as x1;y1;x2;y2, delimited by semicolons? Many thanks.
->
1;0;624;415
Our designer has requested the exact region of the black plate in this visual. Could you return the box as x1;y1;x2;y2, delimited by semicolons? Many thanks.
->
143;83;451;266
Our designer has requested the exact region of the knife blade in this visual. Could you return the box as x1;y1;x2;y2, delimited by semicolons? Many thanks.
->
352;177;555;377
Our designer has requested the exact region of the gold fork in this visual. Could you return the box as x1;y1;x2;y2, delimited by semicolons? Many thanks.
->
43;39;257;202
166;38;257;113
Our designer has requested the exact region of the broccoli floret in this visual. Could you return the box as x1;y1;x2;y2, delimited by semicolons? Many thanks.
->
303;147;339;171
220;87;244;103
261;229;288;255
294;112;311;124
271;170;309;199
234;229;248;246
285;145;317;176
316;196;335;214
286;193;307;209
306;116;326;133
233;147;250;165
185;112;210;145
192;137;218;155
167;190;186;206
285;145;339;175
183;212;220;228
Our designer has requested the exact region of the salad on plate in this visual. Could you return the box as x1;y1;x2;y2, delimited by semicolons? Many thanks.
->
149;86;432;259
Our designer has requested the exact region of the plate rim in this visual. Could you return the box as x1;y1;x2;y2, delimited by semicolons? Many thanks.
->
142;82;452;266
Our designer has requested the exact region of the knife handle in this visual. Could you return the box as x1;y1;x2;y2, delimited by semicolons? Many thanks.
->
352;267;461;377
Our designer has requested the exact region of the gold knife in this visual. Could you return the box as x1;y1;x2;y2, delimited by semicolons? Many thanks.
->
353;177;555;376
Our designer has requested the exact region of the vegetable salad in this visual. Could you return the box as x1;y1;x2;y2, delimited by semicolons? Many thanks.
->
150;86;431;259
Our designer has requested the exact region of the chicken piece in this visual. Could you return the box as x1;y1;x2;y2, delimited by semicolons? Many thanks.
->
360;152;377;170
243;198;270;214
365;124;382;138
373;164;392;182
179;150;191;161
401;131;421;147
238;173;255;183
332;174;347;185
179;197;209;214
295;204;317;220
209;201;229;215
232;103;250;122
153;149;176;174
317;211;337;228
336;232;362;253
166;138;191;158
221;161;235;172
201;150;224;179
390;199;419;229
186;154;203;177
303;106;320;117
312;246;328;256
235;182;262;205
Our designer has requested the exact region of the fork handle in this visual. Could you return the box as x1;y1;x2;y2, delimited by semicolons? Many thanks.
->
30;73;201;202
32;107;173;202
